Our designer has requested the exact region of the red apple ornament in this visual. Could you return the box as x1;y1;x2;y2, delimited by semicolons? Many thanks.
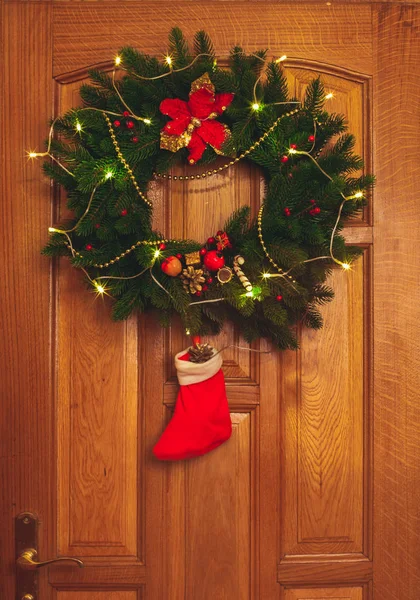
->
203;250;225;272
161;255;182;277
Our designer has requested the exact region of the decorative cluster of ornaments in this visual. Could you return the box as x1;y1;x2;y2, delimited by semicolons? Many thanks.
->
161;230;239;297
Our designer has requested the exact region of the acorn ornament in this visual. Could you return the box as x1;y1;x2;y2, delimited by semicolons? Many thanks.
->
161;255;182;277
233;255;253;293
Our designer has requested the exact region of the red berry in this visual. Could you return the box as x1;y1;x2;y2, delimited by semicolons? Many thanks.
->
280;155;289;163
121;209;128;216
284;208;291;217
131;136;139;143
290;143;297;149
123;111;130;117
199;248;207;256
207;237;215;245
85;244;93;251
202;284;208;292
314;206;321;214
216;230;223;236
207;277;213;284
126;120;135;129
158;243;166;250
113;120;121;127
276;295;283;302
95;223;100;229
195;290;202;297
176;253;183;259
308;135;315;142
310;199;316;204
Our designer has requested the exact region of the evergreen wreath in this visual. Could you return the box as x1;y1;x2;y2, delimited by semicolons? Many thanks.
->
36;28;374;350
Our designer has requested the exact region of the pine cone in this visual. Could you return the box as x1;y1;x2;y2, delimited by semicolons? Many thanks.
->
181;266;206;294
188;343;215;363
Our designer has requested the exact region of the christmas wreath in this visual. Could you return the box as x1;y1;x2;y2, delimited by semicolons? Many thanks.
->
35;28;374;350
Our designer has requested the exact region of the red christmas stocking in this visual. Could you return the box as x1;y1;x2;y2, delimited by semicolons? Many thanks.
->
153;348;232;460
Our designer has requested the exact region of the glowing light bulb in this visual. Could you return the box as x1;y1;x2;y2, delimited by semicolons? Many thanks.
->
28;152;38;159
275;55;287;63
154;249;161;259
252;103;261;111
354;191;363;198
245;291;254;297
165;55;172;66
96;283;105;294
325;93;334;100
48;227;59;233
262;272;272;279
342;263;351;270
143;118;151;125
75;122;82;132
105;171;113;179
115;55;121;66
288;147;297;154
185;328;191;336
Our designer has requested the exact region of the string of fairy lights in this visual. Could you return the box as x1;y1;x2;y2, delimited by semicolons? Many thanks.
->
28;50;364;303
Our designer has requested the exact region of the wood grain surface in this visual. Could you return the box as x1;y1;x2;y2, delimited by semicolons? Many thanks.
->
373;4;420;599
1;3;419;600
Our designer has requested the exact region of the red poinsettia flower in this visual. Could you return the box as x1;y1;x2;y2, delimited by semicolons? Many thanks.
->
159;73;234;164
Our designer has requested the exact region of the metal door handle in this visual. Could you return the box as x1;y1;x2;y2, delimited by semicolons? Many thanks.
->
17;548;84;571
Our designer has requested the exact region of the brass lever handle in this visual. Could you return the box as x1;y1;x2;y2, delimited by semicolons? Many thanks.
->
17;548;84;571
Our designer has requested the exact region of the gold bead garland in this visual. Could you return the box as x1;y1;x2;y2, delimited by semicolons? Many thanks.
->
257;206;297;284
103;113;153;208
72;238;183;269
154;108;299;181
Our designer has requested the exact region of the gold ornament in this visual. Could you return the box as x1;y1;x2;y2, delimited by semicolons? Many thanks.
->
217;266;233;284
190;72;215;95
185;251;201;266
181;266;206;294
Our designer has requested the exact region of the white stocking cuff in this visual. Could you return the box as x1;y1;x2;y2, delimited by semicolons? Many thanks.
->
175;348;223;385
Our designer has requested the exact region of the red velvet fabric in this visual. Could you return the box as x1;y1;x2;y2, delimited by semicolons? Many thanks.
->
153;354;232;461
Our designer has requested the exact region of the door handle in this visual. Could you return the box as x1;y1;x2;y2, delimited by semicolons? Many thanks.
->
15;512;84;600
17;548;84;570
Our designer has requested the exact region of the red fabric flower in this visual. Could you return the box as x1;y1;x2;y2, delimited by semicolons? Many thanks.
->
159;73;234;164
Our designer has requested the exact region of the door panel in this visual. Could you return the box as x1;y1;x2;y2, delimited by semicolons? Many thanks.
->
283;589;363;600
1;3;419;600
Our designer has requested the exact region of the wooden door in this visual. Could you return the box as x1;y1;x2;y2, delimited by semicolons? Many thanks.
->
1;2;419;599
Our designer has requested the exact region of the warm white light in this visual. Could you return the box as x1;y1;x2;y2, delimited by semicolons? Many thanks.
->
76;122;82;132
48;227;59;233
252;103;260;111
354;191;363;198
185;328;191;336
28;151;38;159
288;148;297;154
154;249;161;258
143;118;151;125
342;263;351;270
245;291;254;297
276;55;287;63
325;93;334;100
262;272;272;279
96;283;105;294
105;171;113;179
115;55;121;66
165;55;172;66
